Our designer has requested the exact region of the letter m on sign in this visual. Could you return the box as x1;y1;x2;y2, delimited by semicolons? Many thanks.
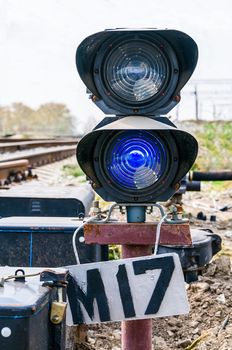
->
67;268;110;324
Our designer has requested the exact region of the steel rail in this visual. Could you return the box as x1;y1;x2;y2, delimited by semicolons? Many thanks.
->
0;145;76;166
0;159;29;181
0;139;78;153
0;145;77;184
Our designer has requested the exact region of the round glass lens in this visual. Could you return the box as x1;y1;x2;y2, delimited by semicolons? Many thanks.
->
105;131;167;190
104;40;168;102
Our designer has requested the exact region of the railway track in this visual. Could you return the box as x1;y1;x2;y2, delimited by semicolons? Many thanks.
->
0;140;77;185
0;139;77;153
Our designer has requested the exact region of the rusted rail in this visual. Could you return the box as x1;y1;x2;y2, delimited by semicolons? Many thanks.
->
0;145;77;185
0;159;30;183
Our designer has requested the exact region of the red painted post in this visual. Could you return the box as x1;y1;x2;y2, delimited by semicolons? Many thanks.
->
84;213;192;349
121;244;153;350
122;319;153;350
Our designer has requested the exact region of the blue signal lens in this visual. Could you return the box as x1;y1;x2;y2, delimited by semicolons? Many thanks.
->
105;131;167;190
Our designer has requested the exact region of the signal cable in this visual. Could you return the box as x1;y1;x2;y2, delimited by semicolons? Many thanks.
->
154;213;168;256
72;215;98;264
72;202;117;264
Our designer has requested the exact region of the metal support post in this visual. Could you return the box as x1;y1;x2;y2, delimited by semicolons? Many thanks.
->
121;206;153;350
84;205;193;349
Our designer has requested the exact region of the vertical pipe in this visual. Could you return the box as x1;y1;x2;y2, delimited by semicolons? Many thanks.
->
126;206;146;223
121;206;153;350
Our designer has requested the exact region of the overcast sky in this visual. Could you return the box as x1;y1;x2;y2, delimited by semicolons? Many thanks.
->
1;0;232;131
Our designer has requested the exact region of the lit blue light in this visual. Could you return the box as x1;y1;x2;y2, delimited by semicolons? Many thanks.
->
106;131;167;190
127;150;145;168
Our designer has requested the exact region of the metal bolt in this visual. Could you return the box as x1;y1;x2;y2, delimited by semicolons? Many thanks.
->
92;95;99;102
79;236;85;243
90;200;101;217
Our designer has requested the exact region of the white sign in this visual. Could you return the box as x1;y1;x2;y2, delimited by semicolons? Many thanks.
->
66;253;189;325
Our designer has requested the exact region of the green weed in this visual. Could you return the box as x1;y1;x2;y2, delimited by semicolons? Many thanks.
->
62;164;85;178
192;121;232;171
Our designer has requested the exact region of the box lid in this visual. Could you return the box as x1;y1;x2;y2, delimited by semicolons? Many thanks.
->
0;267;67;317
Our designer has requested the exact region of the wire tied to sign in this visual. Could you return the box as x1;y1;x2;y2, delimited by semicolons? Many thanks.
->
72;215;99;265
72;202;168;263
72;202;118;264
153;214;168;256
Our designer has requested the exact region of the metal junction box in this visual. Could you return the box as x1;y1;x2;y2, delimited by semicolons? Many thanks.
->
0;266;67;350
0;184;94;217
0;216;108;267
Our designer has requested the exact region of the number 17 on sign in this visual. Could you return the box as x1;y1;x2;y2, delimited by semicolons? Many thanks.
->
66;253;189;325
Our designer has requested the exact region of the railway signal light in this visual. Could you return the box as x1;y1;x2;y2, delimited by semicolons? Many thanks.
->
76;29;198;203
